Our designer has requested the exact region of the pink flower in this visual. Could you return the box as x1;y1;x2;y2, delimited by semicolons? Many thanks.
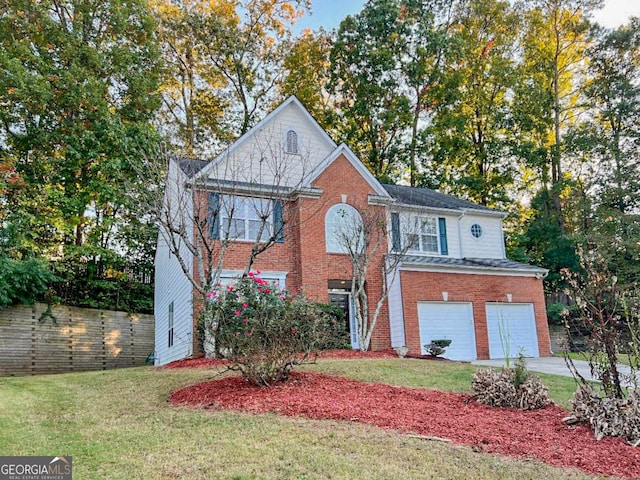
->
291;328;297;335
242;303;248;309
264;289;271;294
232;331;238;337
234;310;241;316
242;318;249;324
256;270;261;275
206;291;217;298
248;271;255;277
245;331;252;337
279;295;286;300
227;285;234;291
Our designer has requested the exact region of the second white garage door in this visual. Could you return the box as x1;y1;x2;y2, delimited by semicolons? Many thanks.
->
418;302;477;361
486;303;539;359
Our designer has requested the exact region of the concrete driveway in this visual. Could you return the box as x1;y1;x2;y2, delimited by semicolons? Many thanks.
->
471;356;636;386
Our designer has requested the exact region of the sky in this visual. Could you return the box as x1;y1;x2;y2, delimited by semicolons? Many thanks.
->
294;0;640;33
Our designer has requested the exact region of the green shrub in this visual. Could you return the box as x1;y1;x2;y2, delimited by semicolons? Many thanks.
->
313;302;350;349
425;339;452;357
207;273;334;386
0;256;56;309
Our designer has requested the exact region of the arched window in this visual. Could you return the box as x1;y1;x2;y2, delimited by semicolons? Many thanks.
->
285;129;299;154
325;203;364;254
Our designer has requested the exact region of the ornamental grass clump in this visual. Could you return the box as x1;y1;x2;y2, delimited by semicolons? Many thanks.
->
472;354;551;410
207;272;333;386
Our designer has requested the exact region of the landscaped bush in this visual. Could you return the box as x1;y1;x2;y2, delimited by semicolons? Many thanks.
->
425;339;452;357
572;385;640;445
472;355;551;410
207;273;334;386
313;302;351;349
0;256;56;309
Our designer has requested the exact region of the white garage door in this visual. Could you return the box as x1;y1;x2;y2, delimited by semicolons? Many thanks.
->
418;302;477;361
486;303;539;359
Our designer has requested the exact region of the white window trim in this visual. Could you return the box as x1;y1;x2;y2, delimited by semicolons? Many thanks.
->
220;195;274;243
219;270;288;289
470;223;484;240
325;203;364;254
402;214;440;255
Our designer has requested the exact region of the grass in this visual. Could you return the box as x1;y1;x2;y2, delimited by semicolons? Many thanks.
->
0;359;599;480
308;357;579;408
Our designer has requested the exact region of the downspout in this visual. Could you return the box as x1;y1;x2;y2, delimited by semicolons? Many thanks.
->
457;211;466;258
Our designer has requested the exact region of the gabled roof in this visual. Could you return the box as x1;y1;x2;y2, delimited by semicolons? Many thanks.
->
177;157;209;177
195;96;337;180
383;184;504;216
305;143;391;198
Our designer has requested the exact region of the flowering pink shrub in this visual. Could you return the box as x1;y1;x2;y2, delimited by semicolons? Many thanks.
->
206;273;334;386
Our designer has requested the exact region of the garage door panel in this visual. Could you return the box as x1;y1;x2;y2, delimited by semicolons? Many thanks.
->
418;302;477;361
486;303;539;359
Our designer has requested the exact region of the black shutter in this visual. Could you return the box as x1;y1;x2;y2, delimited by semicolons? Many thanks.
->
438;217;448;255
391;212;401;251
208;193;220;239
273;200;284;243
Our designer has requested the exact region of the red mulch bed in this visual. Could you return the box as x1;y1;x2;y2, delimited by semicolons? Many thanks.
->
162;357;229;369
162;349;398;369
171;371;640;479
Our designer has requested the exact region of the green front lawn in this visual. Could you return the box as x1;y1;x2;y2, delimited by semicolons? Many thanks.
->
0;358;594;480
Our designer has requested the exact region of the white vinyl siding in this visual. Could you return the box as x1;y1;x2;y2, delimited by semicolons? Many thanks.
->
387;265;406;348
458;216;505;259
154;162;195;366
154;228;194;366
418;302;477;361
486;303;539;359
206;103;334;188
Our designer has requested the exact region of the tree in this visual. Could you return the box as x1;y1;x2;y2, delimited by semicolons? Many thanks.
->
150;0;233;155
330;204;413;351
428;0;521;208
516;0;602;216
0;0;161;259
277;28;333;124
563;253;640;444
329;0;455;184
137;125;322;301
566;21;640;285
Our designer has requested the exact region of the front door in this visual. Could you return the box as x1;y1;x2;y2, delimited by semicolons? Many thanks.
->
329;291;358;349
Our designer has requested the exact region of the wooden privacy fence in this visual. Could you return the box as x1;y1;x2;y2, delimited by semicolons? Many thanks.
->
0;303;154;376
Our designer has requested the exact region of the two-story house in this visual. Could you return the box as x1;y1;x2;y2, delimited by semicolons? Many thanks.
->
154;96;550;365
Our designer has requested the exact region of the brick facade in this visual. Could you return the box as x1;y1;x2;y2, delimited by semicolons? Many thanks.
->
189;157;548;357
158;97;551;364
191;153;391;351
399;270;551;359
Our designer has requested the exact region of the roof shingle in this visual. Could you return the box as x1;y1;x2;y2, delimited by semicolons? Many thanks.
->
382;184;496;212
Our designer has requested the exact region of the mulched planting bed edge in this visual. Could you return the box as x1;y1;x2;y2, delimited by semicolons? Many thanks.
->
171;371;640;479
